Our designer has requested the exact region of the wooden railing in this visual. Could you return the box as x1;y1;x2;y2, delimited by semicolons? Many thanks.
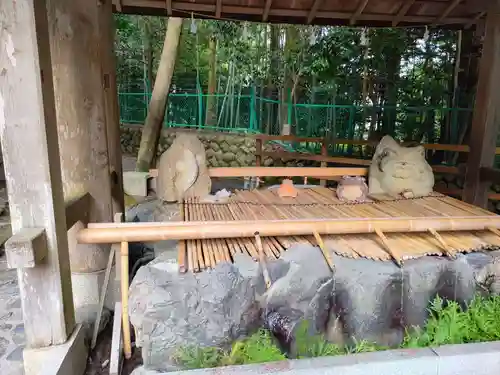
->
255;134;462;175
253;135;500;201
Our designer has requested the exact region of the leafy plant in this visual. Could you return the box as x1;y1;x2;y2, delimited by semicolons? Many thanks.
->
294;320;344;358
224;329;286;365
175;329;284;369
173;346;224;369
175;295;500;370
402;295;500;348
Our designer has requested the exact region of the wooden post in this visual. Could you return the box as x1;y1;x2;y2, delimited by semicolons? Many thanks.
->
47;0;114;274
255;137;263;188
99;0;125;215
0;0;75;347
320;139;328;186
463;2;500;207
256;137;263;167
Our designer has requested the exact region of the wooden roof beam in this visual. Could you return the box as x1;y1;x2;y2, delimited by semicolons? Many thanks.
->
216;0;222;18
263;0;273;21
166;0;172;15
392;0;416;27
119;1;473;25
465;11;486;29
434;0;462;25
307;0;324;24
350;0;370;25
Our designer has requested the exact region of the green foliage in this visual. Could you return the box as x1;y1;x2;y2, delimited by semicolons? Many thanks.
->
173;346;224;370
175;295;500;371
174;329;285;369
293;320;344;358
402;295;500;348
224;329;286;365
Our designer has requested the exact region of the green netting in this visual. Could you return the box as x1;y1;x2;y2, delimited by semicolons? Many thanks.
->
118;91;473;143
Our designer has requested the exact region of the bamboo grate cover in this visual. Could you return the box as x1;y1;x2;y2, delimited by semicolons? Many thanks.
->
179;187;500;272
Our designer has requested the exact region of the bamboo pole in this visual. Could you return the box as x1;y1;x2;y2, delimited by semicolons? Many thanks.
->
78;216;500;244
428;228;455;258
121;241;132;359
178;202;187;273
255;233;272;289
374;228;401;265
313;231;334;271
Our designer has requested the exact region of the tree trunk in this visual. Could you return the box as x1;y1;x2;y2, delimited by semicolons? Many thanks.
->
136;17;183;172
266;25;279;134
205;36;217;126
142;18;154;91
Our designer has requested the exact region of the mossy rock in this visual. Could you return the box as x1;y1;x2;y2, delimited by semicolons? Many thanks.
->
220;141;231;153
222;152;236;162
209;142;220;152
225;136;241;146
209;157;219;167
229;145;240;154
264;157;274;167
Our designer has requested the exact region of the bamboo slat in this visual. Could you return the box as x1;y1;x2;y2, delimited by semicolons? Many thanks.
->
102;188;500;272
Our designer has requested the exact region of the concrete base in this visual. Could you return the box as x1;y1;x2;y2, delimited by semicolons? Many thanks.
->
71;266;118;313
131;341;500;375
123;171;150;197
23;324;87;375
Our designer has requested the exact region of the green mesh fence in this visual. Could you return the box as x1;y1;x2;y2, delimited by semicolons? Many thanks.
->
118;91;473;144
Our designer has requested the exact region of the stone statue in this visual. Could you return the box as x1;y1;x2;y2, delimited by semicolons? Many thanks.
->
156;133;211;202
336;176;368;203
368;135;434;199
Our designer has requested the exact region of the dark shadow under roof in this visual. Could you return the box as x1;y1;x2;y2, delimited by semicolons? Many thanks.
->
114;0;490;28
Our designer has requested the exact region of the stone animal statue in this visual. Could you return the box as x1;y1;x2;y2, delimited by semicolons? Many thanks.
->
368;135;434;199
156;133;211;202
336;176;368;203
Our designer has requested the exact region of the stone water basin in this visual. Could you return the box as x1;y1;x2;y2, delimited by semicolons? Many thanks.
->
128;241;500;372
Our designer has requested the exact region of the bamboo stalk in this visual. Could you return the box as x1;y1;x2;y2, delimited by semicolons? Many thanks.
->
79;216;500;244
313;231;334;271
374;228;401;266
178;201;187;273
121;241;132;359
428;229;455;258
255;233;272;289
488;226;500;238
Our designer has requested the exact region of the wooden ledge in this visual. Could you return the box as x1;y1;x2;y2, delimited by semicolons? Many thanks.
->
5;228;47;269
65;193;91;229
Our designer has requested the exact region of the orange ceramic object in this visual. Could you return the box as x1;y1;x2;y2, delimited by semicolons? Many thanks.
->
278;179;298;198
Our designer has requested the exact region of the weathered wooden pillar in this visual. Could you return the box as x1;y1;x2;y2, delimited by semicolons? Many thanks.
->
463;2;500;208
46;0;117;317
0;0;75;347
99;0;125;215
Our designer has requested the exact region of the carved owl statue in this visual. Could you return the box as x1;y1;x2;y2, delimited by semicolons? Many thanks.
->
336;176;368;202
368;135;434;199
156;133;211;202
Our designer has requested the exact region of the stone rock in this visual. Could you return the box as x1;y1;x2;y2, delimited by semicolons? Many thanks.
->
129;254;262;371
222;152;236;162
326;253;480;348
264;157;274;167
475;251;500;295
0;336;8;358
261;245;333;353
